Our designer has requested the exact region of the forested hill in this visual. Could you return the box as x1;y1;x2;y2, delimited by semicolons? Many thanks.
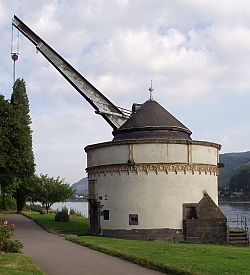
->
71;151;250;192
219;151;250;188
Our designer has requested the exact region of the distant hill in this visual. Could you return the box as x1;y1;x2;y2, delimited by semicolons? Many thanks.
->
219;151;250;188
72;151;250;191
71;177;88;194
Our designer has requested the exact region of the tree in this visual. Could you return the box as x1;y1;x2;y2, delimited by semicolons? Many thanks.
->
0;95;12;208
31;174;75;214
10;79;35;213
229;167;250;195
0;95;22;209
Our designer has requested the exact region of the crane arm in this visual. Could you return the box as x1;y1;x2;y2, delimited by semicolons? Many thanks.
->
12;15;128;130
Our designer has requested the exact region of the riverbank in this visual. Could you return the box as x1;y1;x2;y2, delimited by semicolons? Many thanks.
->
219;199;250;204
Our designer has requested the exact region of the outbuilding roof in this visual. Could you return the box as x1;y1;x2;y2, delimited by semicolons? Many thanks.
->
112;99;192;141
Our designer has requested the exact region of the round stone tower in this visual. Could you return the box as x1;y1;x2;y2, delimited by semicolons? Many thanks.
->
85;98;221;241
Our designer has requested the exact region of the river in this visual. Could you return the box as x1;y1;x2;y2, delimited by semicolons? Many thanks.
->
51;201;250;231
219;202;250;231
51;201;88;217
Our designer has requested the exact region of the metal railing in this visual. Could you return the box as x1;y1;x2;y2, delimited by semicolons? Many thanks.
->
226;214;249;233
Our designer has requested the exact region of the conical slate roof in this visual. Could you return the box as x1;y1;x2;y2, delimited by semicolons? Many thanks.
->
112;100;192;141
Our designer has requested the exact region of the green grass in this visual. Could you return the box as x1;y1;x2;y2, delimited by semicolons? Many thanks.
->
25;211;250;275
24;211;88;236
0;253;45;275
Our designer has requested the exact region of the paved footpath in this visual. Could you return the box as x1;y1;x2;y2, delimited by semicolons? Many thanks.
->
4;214;164;275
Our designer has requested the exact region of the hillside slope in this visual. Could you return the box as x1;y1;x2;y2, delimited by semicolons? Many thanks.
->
71;177;88;194
219;151;250;187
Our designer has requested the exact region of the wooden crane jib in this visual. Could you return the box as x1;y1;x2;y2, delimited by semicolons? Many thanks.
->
12;15;129;130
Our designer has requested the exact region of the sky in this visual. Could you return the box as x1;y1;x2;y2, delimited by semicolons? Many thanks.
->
0;0;250;185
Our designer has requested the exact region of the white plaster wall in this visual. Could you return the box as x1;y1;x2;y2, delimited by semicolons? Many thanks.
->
191;145;218;165
167;143;189;163
87;144;130;166
90;171;218;230
132;143;188;163
88;143;214;167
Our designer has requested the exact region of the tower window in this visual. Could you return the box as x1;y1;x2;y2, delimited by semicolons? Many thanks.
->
103;210;110;220
129;214;138;225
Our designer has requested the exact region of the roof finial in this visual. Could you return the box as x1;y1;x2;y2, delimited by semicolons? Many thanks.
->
149;80;154;101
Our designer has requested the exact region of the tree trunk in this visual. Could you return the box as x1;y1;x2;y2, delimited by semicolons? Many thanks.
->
16;189;26;213
2;191;6;210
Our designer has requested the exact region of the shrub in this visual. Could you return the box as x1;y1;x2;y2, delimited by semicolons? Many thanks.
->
3;239;23;253
27;203;44;213
59;206;83;217
0;220;23;253
0;195;17;212
69;208;83;217
61;205;68;213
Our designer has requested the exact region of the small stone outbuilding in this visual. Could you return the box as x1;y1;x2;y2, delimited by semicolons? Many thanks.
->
183;194;227;244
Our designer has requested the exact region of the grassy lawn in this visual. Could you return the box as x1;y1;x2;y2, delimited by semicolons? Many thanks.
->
0;253;45;275
24;211;88;236
24;211;250;275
